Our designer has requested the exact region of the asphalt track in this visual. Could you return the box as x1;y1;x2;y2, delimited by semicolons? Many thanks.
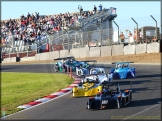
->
1;63;161;120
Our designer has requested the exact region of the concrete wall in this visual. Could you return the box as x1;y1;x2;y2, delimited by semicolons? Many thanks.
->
147;42;160;53
89;47;101;57
10;57;17;62
35;53;41;60
39;52;50;60
3;57;17;63
124;45;136;55
79;47;89;58
60;50;69;58
49;51;60;60
69;49;80;58
112;44;124;56
135;43;147;54
101;46;112;57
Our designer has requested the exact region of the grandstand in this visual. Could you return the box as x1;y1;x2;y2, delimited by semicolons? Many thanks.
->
1;6;161;63
1;7;117;61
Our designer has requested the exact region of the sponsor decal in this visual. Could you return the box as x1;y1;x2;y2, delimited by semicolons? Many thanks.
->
102;100;108;104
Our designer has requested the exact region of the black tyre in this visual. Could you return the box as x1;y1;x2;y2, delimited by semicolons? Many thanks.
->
54;66;58;72
113;73;120;79
116;99;120;109
62;67;66;72
126;72;133;78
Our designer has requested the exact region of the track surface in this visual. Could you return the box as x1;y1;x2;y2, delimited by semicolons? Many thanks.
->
1;64;161;120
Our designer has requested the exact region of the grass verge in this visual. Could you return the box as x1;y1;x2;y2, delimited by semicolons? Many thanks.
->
1;72;74;115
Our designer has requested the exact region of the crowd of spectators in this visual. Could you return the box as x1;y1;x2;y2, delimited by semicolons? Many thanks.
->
1;4;104;48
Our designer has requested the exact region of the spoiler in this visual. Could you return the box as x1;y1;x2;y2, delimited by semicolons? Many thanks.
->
54;58;68;60
112;62;134;64
101;80;133;89
54;56;75;60
66;56;75;59
102;80;130;84
84;60;97;63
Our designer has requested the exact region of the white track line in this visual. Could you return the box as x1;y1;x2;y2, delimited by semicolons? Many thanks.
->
50;92;65;96
4;91;72;118
122;104;160;120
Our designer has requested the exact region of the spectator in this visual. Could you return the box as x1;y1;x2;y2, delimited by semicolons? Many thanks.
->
1;37;5;46
144;38;149;43
98;4;103;11
1;7;96;48
129;31;132;37
128;31;133;43
152;36;157;42
79;7;83;16
134;30;140;43
94;5;97;13
120;32;125;42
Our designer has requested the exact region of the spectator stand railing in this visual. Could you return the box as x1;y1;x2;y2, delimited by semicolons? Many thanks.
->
49;9;112;50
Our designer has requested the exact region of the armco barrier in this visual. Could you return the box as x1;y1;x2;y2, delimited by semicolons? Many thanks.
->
79;47;89;58
112;44;124;56
89;47;100;57
49;51;60;60
147;42;160;53
124;45;135;55
60;50;69;58
69;49;80;58
101;46;112;57
135;43;147;54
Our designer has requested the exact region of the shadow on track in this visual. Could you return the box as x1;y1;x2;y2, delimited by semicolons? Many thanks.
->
126;98;161;108
0;68;14;70
136;74;162;78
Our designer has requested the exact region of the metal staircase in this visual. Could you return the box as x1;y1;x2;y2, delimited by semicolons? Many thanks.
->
37;8;117;51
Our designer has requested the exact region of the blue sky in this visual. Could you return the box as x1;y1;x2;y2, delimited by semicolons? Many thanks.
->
1;1;161;31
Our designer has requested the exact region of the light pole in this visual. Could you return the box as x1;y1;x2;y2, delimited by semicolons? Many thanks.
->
150;15;157;39
131;18;138;43
78;5;83;16
113;21;119;43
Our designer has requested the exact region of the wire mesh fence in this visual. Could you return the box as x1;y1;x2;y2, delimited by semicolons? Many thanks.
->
1;14;161;58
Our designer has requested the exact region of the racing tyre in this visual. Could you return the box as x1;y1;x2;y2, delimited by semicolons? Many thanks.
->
116;99;120;109
62;67;66;72
113;73;120;79
126;72;133;78
54;66;58;72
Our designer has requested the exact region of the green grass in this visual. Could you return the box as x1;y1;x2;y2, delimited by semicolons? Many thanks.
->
1;72;74;115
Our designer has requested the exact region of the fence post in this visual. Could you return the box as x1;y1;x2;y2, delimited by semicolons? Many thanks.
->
70;67;72;78
67;65;69;76
27;45;29;57
9;51;10;58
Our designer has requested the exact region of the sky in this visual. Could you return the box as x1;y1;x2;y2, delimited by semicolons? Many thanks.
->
1;1;161;31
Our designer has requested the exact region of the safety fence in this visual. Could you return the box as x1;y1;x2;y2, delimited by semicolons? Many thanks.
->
1;45;37;61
